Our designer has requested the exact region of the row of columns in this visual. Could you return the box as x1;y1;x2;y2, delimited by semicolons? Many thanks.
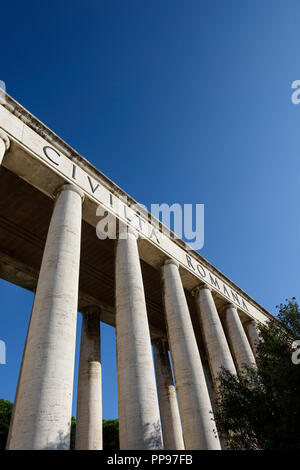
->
0;131;260;450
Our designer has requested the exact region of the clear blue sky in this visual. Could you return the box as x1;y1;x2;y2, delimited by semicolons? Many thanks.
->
0;0;300;419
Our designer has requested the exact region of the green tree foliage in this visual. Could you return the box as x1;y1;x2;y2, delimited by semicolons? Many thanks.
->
70;416;76;450
103;419;119;450
215;298;300;450
0;399;13;449
0;399;119;450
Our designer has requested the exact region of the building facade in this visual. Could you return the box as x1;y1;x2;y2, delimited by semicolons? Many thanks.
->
0;90;271;450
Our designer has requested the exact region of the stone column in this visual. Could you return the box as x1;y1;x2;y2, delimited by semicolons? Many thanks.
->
162;259;221;450
244;319;261;358
153;339;185;450
75;307;102;450
223;303;256;374
0;129;10;165
7;184;84;450
193;285;236;388
115;226;163;450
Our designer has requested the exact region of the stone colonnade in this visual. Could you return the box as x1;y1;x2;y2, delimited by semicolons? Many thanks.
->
0;131;260;450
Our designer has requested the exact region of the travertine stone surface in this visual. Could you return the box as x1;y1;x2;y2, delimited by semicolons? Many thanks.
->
194;285;236;387
224;304;256;374
153;339;185;450
7;184;83;450
115;227;163;450
162;259;221;450
75;307;102;450
0;129;10;164
244;319;261;358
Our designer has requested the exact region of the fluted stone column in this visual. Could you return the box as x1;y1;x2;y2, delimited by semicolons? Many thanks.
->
115;226;163;450
7;184;84;450
153;339;185;450
75;307;102;450
223;303;256;374
244;319;261;358
0;129;10;165
162;259;221;450
193;285;236;388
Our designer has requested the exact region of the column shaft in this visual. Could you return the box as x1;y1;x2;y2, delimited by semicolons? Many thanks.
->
115;228;163;450
162;260;221;450
75;309;102;450
224;304;256;374
153;340;184;450
244;320;261;358
7;184;83;450
194;285;236;388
